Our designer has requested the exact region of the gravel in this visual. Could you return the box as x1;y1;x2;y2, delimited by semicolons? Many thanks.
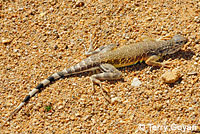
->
0;0;199;133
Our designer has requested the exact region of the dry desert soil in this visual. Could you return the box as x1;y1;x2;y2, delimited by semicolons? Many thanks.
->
0;0;200;133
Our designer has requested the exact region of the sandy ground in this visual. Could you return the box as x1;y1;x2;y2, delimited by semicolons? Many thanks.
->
0;0;200;133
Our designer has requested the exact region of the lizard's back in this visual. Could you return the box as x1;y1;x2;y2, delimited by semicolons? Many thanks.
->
98;40;168;68
71;34;187;72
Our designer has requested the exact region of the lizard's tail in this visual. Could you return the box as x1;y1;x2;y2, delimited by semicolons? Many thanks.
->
1;57;95;128
1;102;24;128
1;69;69;128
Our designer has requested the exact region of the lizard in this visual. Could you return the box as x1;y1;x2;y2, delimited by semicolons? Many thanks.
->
1;34;187;127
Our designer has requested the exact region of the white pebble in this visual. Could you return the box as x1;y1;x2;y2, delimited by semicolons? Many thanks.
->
13;49;18;53
194;57;199;61
111;97;121;104
58;105;63;110
188;107;194;110
131;77;142;87
193;62;198;66
32;45;38;49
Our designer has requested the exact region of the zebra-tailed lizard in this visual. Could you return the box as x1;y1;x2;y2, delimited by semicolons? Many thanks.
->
1;34;187;127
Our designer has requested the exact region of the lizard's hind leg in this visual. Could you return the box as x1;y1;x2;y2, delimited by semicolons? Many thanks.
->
83;34;116;56
84;43;116;56
90;64;122;102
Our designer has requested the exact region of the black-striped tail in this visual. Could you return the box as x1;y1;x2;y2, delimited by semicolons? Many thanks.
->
1;56;100;127
1;69;70;127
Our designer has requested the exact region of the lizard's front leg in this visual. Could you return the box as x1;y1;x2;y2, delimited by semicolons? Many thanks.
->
145;55;171;67
90;64;122;102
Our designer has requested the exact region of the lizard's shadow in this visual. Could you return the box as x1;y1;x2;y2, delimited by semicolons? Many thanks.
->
163;49;195;61
106;49;195;85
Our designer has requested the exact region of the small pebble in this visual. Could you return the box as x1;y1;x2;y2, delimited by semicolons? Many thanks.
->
187;71;198;75
75;112;82;117
2;38;12;44
154;90;162;95
18;7;24;11
131;77;142;87
25;42;31;45
72;83;77;86
75;1;85;7
58;105;63;110
7;95;13;99
161;69;181;84
194;57;199;61
111;97;121;104
13;49;19;53
194;16;200;23
39;12;46;17
195;39;200;44
188;107;194;111
49;0;57;5
145;17;153;21
32;45;38;49
193;62;198;66
154;104;163;111
83;115;92;121
6;102;12;106
49;54;53;58
54;45;58;50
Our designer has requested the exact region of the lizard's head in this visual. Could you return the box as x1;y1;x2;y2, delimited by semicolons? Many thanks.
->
172;34;188;46
166;34;188;55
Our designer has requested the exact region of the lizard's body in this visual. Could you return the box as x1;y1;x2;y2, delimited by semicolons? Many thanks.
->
2;34;187;127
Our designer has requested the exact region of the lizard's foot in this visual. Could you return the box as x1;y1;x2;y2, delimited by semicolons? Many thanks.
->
162;61;173;68
84;33;117;56
90;64;122;103
90;77;111;103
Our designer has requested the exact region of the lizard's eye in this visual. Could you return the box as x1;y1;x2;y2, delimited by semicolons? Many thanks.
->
176;40;183;44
